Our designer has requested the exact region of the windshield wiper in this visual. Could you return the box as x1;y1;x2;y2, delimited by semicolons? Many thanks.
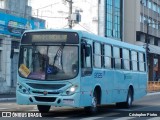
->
53;45;64;71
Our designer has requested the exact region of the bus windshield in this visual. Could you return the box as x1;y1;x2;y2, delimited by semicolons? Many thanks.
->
18;45;78;80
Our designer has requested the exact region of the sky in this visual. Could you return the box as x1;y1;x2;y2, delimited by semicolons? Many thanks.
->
29;0;98;34
30;0;73;29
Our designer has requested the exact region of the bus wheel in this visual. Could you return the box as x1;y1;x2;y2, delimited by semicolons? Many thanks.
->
37;105;51;113
84;91;98;114
124;89;133;108
116;89;133;108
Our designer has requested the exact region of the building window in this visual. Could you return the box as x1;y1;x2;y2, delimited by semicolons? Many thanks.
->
0;0;5;9
141;0;147;6
12;41;20;49
148;0;152;9
105;0;121;40
152;2;157;11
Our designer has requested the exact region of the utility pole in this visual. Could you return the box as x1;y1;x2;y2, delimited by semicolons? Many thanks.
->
146;23;149;61
66;0;73;29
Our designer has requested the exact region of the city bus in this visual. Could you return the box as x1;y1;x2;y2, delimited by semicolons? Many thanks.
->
16;29;147;113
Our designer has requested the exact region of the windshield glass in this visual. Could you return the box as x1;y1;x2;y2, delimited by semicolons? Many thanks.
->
18;45;78;80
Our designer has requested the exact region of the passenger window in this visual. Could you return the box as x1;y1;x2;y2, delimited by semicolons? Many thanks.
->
113;47;121;69
81;43;92;68
131;51;138;71
139;52;145;71
104;44;112;68
123;49;130;70
93;42;101;68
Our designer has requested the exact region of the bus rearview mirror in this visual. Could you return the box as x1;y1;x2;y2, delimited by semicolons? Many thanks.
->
85;46;91;57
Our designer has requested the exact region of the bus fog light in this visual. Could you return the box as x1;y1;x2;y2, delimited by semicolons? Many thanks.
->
17;82;30;94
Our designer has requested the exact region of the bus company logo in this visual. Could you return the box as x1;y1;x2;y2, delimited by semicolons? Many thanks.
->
2;112;11;117
43;91;48;95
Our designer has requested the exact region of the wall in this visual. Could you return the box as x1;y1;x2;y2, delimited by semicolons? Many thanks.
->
123;0;140;44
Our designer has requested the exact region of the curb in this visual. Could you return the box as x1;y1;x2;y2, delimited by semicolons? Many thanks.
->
147;92;160;96
0;98;16;101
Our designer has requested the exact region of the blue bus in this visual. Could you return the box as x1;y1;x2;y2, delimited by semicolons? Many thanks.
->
16;29;147;113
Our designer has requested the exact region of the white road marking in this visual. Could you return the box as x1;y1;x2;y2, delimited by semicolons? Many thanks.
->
0;108;8;110
147;117;160;120
113;117;135;120
147;92;160;96
80;117;103;120
54;117;69;119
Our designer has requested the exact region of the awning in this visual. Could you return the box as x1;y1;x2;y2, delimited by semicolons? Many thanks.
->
149;45;160;55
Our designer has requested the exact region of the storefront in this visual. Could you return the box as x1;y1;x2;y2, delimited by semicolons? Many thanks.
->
0;12;45;93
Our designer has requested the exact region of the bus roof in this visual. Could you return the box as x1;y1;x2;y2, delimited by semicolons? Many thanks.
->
23;29;145;52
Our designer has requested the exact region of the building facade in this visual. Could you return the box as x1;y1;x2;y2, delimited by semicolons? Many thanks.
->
30;0;160;82
124;0;160;81
0;0;45;94
98;0;123;41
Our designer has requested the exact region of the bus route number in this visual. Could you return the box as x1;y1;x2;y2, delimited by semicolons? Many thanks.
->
94;72;103;78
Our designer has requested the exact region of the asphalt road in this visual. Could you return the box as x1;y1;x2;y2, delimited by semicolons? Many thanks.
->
0;93;160;120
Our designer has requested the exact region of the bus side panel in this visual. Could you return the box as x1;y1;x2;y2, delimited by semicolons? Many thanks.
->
101;70;114;104
112;70;127;103
134;73;147;100
80;75;94;107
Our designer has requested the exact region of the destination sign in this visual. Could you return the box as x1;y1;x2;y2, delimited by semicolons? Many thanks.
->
21;31;79;44
32;34;67;42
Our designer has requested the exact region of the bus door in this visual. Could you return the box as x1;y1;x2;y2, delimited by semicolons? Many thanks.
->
80;40;93;106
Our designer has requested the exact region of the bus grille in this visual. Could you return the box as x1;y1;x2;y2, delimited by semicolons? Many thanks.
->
32;91;59;95
27;83;65;90
34;96;56;102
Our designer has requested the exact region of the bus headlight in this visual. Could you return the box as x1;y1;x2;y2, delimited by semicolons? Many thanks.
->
62;85;78;96
17;82;30;94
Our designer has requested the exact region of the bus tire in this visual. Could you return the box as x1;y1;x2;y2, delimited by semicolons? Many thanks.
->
84;90;98;114
37;105;51;113
116;88;133;108
124;88;133;108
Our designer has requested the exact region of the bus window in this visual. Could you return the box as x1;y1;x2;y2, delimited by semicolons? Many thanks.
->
139;52;145;71
93;42;101;68
81;43;92;76
131;51;138;71
123;49;130;70
113;47;121;69
81;43;92;68
104;44;112;68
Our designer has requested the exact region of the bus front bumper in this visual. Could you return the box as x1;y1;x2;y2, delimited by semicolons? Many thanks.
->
16;90;80;107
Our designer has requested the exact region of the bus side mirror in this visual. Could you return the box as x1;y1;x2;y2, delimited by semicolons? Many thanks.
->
85;46;91;57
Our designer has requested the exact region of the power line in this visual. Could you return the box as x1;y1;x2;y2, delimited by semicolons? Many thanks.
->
32;2;60;11
32;15;67;19
77;23;95;34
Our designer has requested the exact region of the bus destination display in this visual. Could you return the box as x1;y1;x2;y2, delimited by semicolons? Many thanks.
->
32;34;67;42
21;31;79;44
